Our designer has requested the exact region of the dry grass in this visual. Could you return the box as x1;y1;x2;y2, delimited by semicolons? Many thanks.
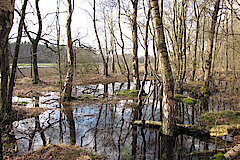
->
14;144;106;160
14;67;128;97
12;105;46;121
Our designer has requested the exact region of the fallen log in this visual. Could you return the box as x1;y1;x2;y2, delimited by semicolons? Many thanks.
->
131;120;162;128
131;120;231;145
224;144;240;160
210;124;240;137
132;120;209;136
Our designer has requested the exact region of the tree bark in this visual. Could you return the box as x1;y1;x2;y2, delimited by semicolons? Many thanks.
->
192;0;201;81
62;0;74;101
150;0;175;136
0;1;15;159
118;0;130;88
0;0;15;116
138;8;150;106
0;131;2;160
204;0;221;86
93;0;108;77
8;0;28;113
32;0;42;84
131;0;140;90
56;0;63;90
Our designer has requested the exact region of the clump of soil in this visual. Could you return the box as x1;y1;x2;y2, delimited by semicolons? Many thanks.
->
14;144;106;160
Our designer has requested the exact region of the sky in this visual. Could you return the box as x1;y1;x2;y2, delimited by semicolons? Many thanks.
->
11;0;97;47
10;0;153;57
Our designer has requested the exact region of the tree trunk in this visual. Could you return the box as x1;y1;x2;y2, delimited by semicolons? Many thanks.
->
201;13;206;79
32;0;42;84
230;1;236;78
0;0;15;116
204;0;221;86
118;0;130;88
131;0;140;90
56;0;63;90
62;0;74;101
32;42;40;83
138;8;150;106
150;0;175;136
93;0;108;77
0;1;15;159
22;0;42;84
0;131;2;160
191;0;201;81
225;15;229;73
8;0;28;112
114;39;124;74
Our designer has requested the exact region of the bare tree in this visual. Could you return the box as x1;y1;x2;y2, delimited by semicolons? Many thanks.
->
150;0;175;136
131;0;140;90
24;0;42;84
204;0;221;86
191;0;203;81
62;0;74;101
118;0;130;88
56;0;63;90
8;0;28;114
93;0;108;77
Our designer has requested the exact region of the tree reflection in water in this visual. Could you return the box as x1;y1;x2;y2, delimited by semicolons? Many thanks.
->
12;80;238;159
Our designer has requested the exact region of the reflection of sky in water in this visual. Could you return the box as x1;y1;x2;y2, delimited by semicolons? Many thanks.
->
13;103;133;156
12;92;60;108
12;81;234;159
74;82;135;97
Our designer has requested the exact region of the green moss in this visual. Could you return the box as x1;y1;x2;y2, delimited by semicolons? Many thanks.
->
211;152;224;160
174;94;185;100
56;80;62;85
121;145;132;160
183;97;197;105
199;85;208;94
17;101;29;105
203;94;209;97
117;89;139;97
199;110;240;127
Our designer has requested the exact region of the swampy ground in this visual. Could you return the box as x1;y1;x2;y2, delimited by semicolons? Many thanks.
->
5;68;240;160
